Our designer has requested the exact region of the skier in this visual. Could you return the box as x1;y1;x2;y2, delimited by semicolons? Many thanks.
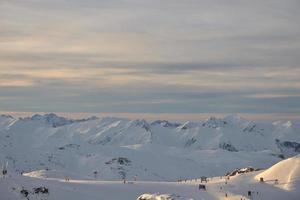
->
93;171;98;179
1;162;8;178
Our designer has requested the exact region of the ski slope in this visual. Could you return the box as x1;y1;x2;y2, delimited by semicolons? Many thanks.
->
1;155;299;200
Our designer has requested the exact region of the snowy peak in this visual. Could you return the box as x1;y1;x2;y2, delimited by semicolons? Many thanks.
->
22;113;75;127
0;114;14;119
202;117;227;128
0;114;15;128
130;119;151;132
151;120;181;128
0;114;15;124
21;113;99;127
87;118;153;146
201;114;248;129
178;121;198;130
83;116;99;121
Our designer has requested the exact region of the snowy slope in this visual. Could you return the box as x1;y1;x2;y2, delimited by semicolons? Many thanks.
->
1;156;299;200
0;114;16;131
0;113;300;181
0;174;215;200
255;154;300;192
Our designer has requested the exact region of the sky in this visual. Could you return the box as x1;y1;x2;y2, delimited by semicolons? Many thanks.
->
0;0;300;120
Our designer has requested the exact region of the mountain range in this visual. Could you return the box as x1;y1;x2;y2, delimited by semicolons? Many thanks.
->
1;113;299;181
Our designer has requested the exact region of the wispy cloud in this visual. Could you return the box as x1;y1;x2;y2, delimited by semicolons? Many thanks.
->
245;94;300;99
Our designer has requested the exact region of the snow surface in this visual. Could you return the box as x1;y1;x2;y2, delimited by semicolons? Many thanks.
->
1;155;299;200
255;154;300;192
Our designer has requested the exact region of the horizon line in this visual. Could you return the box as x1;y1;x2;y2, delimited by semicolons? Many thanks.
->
1;111;300;122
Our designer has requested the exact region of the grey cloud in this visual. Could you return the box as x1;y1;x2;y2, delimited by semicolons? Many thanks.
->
0;0;300;117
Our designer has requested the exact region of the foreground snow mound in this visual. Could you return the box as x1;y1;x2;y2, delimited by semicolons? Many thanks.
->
137;193;189;200
255;154;300;191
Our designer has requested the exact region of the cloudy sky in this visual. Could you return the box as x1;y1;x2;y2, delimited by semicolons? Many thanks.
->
0;0;300;120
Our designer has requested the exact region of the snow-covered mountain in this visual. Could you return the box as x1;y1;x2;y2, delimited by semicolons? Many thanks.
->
0;113;299;181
